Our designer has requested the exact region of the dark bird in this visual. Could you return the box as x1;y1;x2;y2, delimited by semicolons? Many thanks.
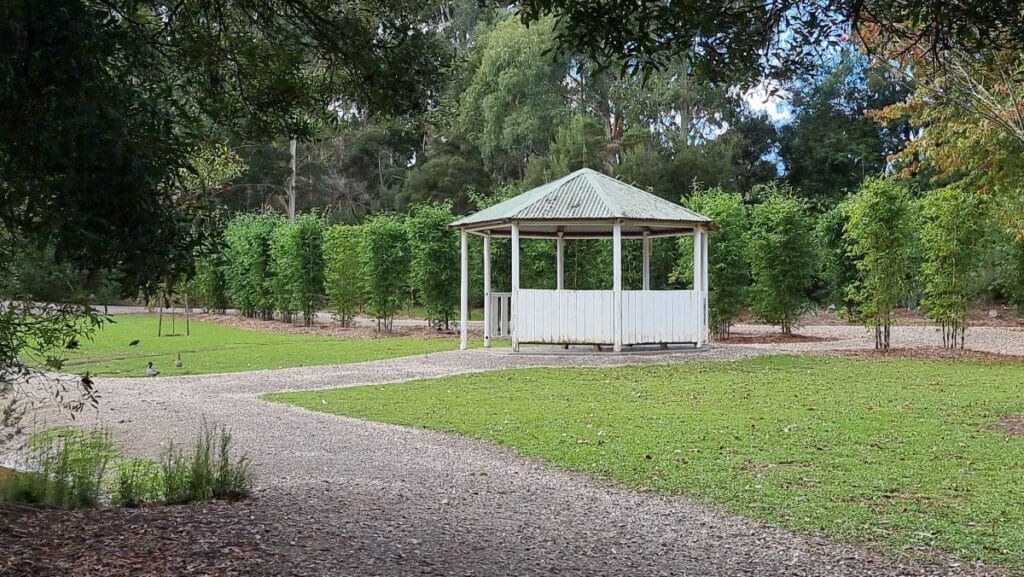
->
65;339;80;350
174;353;183;368
128;339;140;347
80;372;94;388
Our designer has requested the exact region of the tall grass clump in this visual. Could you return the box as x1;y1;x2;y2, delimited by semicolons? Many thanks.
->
0;427;116;508
113;458;163;507
161;421;252;503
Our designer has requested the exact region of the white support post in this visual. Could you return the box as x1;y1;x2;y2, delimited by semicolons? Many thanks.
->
613;222;623;352
483;233;492;348
511;222;521;352
693;227;704;348
642;232;651;291
459;229;469;351
556;233;565;290
701;224;710;345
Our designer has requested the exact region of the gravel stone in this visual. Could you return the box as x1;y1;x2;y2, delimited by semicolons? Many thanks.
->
8;323;1024;576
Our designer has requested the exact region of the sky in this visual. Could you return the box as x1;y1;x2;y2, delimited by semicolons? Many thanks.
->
743;79;793;124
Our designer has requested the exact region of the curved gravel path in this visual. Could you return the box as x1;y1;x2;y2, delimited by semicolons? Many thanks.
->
12;326;1022;577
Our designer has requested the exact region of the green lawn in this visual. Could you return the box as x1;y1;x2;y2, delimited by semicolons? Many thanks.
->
268;355;1024;568
56;314;467;377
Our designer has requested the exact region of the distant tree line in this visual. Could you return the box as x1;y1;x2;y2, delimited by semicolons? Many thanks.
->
175;174;1024;350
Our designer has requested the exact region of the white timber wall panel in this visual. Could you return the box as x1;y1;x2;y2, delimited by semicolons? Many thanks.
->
622;290;699;345
517;289;614;344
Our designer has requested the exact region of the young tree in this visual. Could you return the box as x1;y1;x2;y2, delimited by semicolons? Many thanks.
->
844;177;917;350
223;212;282;320
360;215;411;332
920;183;990;348
672;187;750;337
323;225;365;326
406;202;460;329
270;214;326;326
815;199;859;314
746;186;817;334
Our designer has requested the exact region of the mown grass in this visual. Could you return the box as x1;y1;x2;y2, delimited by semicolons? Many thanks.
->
268;355;1024;568
56;314;468;377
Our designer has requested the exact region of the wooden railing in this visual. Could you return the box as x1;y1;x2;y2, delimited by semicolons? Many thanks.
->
487;292;513;338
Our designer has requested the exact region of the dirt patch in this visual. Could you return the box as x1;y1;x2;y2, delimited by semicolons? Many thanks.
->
990;414;1024;437
194;313;480;340
818;347;1024;362
716;332;832;344
0;500;284;577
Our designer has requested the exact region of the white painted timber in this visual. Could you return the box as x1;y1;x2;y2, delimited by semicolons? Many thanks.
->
460;229;469;350
700;225;710;345
483;234;492;348
488;292;512;338
693;227;704;347
511;222;521;352
514;289;700;346
642;233;651;291
517;289;614;344
556;233;565;290
622;290;700;344
613;222;623;352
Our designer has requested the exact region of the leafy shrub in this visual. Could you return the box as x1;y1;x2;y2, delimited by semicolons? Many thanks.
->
223;212;282;319
360;215;411;332
2;427;116;508
920;182;990;348
746;186;817;334
673;187;750;337
323;224;365;325
407;202;459;329
113;458;163;507
844;177;918;350
270;214;326;326
190;253;230;314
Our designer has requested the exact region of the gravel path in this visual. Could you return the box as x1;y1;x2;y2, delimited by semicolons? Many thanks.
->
10;326;1023;577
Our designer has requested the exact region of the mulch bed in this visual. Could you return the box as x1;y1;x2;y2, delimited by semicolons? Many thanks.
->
715;332;832;344
0;501;283;577
818;347;1024;362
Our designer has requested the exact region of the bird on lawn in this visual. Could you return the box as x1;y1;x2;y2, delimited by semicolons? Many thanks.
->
128;339;140;347
65;339;80;350
174;353;183;368
145;361;160;378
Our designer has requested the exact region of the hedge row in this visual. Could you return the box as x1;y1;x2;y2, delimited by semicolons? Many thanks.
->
191;203;461;331
692;179;1020;349
190;184;1023;345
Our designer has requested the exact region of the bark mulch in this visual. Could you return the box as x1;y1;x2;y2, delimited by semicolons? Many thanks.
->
716;332;832;344
0;501;283;577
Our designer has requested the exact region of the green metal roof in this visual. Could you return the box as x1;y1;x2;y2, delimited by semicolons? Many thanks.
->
450;168;713;227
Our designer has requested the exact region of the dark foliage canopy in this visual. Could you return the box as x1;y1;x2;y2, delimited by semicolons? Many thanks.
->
513;0;1024;81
